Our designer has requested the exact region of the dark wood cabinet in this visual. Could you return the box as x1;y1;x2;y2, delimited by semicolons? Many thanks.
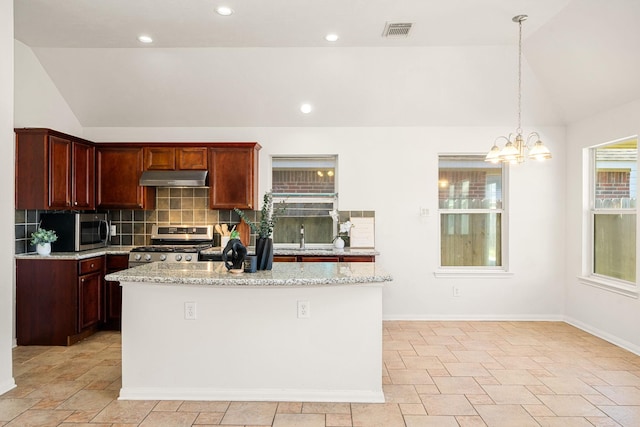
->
78;257;104;331
144;146;208;170
209;145;259;209
103;254;128;331
16;256;105;346
177;147;208;170
15;128;95;210
96;146;155;209
274;255;375;262
144;147;175;170
71;141;95;209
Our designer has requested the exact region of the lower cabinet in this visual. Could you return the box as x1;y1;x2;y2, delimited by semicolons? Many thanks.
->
103;254;128;331
273;255;375;262
16;256;105;346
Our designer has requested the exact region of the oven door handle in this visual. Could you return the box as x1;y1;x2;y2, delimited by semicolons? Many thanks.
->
98;220;111;244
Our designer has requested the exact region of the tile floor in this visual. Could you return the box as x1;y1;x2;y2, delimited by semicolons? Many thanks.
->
1;321;640;426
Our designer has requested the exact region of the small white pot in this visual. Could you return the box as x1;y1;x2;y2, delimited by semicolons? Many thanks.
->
36;242;51;256
333;236;345;250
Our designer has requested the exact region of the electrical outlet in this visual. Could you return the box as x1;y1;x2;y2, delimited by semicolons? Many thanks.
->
453;287;461;297
110;224;117;236
184;302;196;320
297;300;310;318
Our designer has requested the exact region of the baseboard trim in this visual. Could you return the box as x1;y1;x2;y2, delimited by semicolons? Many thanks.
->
564;316;640;356
383;314;565;321
119;387;385;403
0;378;16;395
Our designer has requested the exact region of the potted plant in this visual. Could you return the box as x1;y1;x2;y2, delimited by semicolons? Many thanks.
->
234;191;285;270
329;210;354;250
30;227;58;256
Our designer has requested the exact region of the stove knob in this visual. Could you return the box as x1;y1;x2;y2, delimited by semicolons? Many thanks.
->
175;254;182;261
134;254;142;261
185;255;193;262
159;254;167;261
144;254;152;261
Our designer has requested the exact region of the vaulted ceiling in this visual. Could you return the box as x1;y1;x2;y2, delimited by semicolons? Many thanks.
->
13;0;640;127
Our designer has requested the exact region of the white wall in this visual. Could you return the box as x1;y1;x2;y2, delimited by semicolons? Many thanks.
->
564;99;640;353
14;40;82;136
85;125;567;321
0;0;16;394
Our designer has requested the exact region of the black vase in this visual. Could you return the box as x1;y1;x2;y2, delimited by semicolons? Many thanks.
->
255;237;273;270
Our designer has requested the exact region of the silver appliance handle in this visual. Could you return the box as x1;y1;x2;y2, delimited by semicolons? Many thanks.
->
99;219;111;244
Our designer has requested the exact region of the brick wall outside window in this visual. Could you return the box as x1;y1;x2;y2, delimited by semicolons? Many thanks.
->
595;171;631;199
273;170;335;194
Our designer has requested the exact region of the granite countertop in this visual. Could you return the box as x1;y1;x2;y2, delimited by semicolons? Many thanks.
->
15;246;135;260
105;261;392;287
200;247;379;257
16;246;378;260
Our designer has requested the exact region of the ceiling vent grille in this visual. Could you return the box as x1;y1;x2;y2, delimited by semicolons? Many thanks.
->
382;22;413;38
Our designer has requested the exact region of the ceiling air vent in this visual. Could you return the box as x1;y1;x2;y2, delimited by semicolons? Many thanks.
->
382;22;413;38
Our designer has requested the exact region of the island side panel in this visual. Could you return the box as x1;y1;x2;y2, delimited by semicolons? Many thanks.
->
119;282;384;402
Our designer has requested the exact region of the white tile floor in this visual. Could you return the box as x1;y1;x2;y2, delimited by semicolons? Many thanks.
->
1;321;639;426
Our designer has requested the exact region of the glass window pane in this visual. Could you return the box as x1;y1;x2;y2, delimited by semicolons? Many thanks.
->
438;157;502;209
594;213;636;282
440;213;502;266
272;157;336;195
271;156;338;246
594;139;637;208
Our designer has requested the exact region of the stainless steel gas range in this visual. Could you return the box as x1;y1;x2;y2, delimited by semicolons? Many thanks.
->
128;225;215;267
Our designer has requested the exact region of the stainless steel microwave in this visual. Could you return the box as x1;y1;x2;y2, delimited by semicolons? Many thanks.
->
39;213;110;252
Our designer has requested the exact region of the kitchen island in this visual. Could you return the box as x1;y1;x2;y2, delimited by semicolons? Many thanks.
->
106;262;392;403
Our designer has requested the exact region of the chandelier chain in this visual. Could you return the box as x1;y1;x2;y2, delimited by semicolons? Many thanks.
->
516;17;523;135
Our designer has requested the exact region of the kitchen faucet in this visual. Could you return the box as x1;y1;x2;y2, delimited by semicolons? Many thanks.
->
300;224;305;249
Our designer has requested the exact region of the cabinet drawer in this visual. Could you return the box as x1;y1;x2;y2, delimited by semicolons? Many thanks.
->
79;256;104;275
274;256;297;262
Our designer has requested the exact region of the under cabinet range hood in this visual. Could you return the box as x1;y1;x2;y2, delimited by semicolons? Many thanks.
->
139;170;208;187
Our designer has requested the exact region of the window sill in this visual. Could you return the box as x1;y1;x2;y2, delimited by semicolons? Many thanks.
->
578;275;638;299
434;269;514;279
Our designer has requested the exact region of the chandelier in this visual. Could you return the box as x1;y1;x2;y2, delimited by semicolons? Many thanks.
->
485;15;552;164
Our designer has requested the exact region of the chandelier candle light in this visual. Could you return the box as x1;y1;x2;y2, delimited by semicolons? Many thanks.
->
485;14;552;164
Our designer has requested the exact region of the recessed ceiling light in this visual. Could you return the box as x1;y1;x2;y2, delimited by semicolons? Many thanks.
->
300;103;313;114
216;6;234;16
325;33;339;42
137;35;153;43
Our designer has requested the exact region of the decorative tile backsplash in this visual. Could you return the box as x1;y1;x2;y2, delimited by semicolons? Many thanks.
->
14;188;373;254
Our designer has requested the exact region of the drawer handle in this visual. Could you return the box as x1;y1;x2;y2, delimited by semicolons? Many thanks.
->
81;278;85;282
90;263;94;268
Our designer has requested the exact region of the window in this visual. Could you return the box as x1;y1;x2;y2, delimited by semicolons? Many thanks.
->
438;155;505;268
271;156;337;247
589;137;637;285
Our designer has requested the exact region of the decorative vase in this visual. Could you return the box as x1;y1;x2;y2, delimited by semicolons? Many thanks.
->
36;243;51;256
255;237;274;270
334;236;345;250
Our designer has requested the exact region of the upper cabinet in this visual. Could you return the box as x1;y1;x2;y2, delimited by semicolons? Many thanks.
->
209;144;259;210
15;128;95;210
144;146;208;171
15;129;259;211
96;146;155;210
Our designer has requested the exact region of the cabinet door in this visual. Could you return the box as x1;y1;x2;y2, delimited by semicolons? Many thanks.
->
209;147;258;209
72;141;95;209
79;271;102;331
177;147;208;170
48;135;72;208
96;147;155;209
144;147;176;170
104;254;128;330
341;256;375;262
